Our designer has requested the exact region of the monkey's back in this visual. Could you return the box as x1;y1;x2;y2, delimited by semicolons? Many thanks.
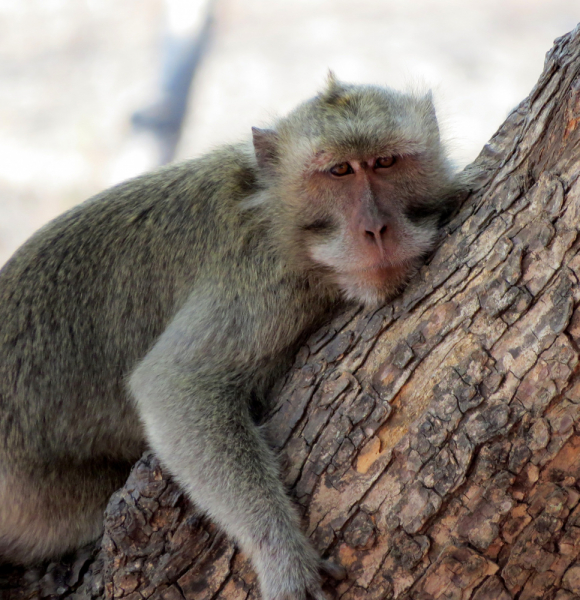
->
0;148;265;466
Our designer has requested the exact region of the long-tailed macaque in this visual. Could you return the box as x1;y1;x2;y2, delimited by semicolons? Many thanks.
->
0;76;464;599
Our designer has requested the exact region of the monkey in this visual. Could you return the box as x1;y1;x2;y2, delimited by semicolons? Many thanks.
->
0;75;464;599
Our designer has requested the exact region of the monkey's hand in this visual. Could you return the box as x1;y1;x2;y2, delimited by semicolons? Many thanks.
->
130;299;341;600
253;535;327;600
255;547;347;600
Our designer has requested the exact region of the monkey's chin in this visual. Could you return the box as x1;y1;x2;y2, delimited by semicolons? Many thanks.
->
337;263;414;307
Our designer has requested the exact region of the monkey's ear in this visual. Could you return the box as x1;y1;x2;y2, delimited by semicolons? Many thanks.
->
252;127;279;173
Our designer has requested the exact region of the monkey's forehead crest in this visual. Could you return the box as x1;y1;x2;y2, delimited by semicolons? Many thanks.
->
289;109;435;162
316;77;429;115
277;79;438;154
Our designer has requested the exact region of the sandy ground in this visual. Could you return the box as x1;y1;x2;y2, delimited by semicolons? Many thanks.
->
0;0;577;267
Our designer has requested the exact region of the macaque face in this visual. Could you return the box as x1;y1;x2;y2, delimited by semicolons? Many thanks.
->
300;152;443;306
251;81;456;307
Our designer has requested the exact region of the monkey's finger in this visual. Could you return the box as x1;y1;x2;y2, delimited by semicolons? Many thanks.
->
306;587;329;600
320;558;347;581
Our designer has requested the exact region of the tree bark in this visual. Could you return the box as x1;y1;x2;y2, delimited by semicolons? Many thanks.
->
4;24;580;600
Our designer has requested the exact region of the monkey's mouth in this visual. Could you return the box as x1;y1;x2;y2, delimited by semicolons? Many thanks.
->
347;260;413;282
335;261;414;306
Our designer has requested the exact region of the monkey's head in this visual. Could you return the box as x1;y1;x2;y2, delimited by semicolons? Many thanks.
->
252;75;460;307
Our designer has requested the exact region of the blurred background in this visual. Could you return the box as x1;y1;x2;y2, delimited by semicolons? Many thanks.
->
0;0;577;267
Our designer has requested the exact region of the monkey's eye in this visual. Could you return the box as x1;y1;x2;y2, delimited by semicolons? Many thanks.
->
375;156;396;169
329;162;354;177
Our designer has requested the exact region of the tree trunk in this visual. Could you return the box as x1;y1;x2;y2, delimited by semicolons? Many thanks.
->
4;24;580;600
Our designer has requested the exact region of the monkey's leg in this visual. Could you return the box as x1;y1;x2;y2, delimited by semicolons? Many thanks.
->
0;460;131;564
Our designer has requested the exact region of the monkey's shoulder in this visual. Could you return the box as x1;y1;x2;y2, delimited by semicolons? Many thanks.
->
0;145;260;281
76;145;259;236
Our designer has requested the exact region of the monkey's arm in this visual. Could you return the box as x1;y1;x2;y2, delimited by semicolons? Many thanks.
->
129;294;326;600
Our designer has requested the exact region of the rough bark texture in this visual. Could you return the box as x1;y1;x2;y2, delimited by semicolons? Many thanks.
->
4;24;580;600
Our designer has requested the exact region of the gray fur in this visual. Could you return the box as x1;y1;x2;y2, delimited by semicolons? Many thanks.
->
0;78;465;599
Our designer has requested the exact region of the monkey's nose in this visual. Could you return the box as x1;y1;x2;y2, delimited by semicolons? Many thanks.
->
364;225;387;244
